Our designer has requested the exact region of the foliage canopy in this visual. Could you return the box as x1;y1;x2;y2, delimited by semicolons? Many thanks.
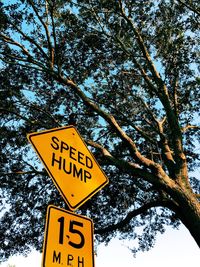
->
0;0;200;261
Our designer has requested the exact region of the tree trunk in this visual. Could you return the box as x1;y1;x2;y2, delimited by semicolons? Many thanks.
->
170;185;200;247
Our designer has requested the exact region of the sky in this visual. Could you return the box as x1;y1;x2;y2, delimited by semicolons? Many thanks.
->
0;224;199;267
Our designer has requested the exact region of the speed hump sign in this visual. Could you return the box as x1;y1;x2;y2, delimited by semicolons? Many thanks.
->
27;126;108;211
42;205;94;267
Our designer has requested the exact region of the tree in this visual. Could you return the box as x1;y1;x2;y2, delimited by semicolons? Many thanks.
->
0;0;200;261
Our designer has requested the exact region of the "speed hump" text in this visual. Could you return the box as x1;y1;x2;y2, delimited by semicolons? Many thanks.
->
51;136;93;183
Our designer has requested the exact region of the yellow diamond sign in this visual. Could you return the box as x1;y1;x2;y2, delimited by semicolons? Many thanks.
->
27;126;108;210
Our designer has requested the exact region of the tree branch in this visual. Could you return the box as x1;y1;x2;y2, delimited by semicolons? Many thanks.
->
1;170;45;176
29;104;61;127
55;75;178;193
182;125;200;132
28;0;54;68
114;112;157;145
95;199;175;234
7;19;49;61
0;108;32;123
87;140;173;189
195;194;200;199
172;76;179;117
114;35;158;96
60;77;159;168
0;56;44;72
176;0;200;16
118;2;163;86
117;3;185;170
0;33;30;57
49;2;58;70
1;49;47;70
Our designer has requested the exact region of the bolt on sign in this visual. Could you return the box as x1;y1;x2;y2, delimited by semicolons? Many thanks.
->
42;205;94;267
27;126;109;211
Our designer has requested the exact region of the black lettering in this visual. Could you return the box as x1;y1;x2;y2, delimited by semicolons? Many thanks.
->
78;256;84;267
58;216;64;244
69;146;77;161
77;151;84;165
68;221;85;249
67;254;74;266
86;156;93;169
52;153;62;169
63;159;72;174
60;141;69;153
53;250;61;263
73;164;83;181
51;136;59;150
84;170;92;182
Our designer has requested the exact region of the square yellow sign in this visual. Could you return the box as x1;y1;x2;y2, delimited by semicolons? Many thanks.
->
42;205;94;267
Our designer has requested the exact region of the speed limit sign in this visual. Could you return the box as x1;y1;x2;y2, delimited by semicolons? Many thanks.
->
42;205;94;267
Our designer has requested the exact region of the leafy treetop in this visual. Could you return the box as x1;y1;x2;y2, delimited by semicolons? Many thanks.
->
0;0;200;261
